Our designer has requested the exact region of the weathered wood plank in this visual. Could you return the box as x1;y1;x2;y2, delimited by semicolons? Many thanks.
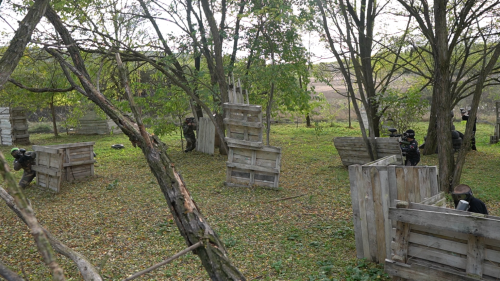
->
32;165;61;176
371;167;386;263
385;259;483;281
389;208;500;240
466;235;484;277
362;167;378;261
226;162;279;174
349;165;365;259
223;103;262;112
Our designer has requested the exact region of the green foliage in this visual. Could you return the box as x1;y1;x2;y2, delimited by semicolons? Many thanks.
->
336;259;389;281
377;86;429;134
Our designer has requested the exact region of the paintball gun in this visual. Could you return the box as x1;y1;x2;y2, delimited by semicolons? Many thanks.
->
388;128;410;145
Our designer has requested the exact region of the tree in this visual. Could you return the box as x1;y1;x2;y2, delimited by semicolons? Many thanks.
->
314;0;411;161
396;0;500;191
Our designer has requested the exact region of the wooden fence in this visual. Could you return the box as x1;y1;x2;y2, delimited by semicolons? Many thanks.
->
386;202;500;280
333;137;403;166
76;110;122;135
223;103;263;147
491;101;500;144
349;155;440;263
32;142;96;192
225;143;281;189
196;117;215;155
0;107;30;145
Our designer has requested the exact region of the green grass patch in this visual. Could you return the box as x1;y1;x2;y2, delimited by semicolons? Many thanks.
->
0;121;499;280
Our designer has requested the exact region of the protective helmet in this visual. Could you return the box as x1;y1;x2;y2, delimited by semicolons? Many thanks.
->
452;185;473;206
11;147;19;153
405;129;415;138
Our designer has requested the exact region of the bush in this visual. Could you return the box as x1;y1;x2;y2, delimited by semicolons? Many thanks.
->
28;123;53;133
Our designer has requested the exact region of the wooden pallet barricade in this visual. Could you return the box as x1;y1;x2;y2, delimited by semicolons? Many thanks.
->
76;110;122;135
349;156;440;263
0;107;30;145
386;202;500;280
225;143;281;189
32;142;96;192
334;137;403;166
223;103;263;147
196;117;215;155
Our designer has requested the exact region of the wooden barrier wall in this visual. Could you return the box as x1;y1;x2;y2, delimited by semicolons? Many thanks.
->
32;142;96;192
223;103;263;147
349;157;439;263
226;143;281;189
0;107;30;145
333;137;403;166
76;110;122;135
386;202;500;280
196;117;215;155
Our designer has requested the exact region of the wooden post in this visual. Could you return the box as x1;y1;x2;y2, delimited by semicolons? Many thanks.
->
392;201;410;281
466;235;484;277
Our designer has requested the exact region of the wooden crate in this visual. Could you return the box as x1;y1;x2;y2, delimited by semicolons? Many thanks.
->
196;117;215;155
386;202;500;280
333;137;404;166
349;158;440;263
225;143;281;189
223;103;263;147
32;142;96;192
0;107;30;145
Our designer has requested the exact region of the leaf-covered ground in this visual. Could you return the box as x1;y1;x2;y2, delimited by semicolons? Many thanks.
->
0;122;498;280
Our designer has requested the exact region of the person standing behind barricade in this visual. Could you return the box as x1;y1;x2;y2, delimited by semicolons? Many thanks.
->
460;108;477;151
452;184;488;215
400;129;420;166
182;117;197;152
10;147;37;188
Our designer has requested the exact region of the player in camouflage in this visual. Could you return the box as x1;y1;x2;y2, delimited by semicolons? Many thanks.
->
182;117;197;152
11;147;37;188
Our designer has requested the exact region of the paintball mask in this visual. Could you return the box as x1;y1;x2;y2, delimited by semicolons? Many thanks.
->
451;190;473;208
404;129;415;139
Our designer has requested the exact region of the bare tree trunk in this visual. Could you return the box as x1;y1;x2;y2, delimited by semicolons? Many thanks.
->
0;0;50;89
50;95;59;137
45;7;244;279
266;83;275;146
434;0;454;192
452;42;500;187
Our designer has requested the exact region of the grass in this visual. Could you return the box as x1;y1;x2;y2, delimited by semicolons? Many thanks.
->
0;121;499;280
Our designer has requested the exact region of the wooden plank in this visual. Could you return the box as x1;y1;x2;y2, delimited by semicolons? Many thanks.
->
223;103;262;112
362;166;378;261
428;166;439;196
63;160;96;167
255;150;279;161
466;235;484;276
389;208;500;241
32;145;63;154
408;244;467;269
354;165;371;259
388;166;397;208
408;231;467;255
32;165;61;176
385;259;483;281
420;192;445;205
364;155;398;166
408;202;500;221
226;162;279;174
223;118;262;128
392;202;410;263
378;167;393;262
370;167;386;263
225;138;263;148
349;165;365;259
